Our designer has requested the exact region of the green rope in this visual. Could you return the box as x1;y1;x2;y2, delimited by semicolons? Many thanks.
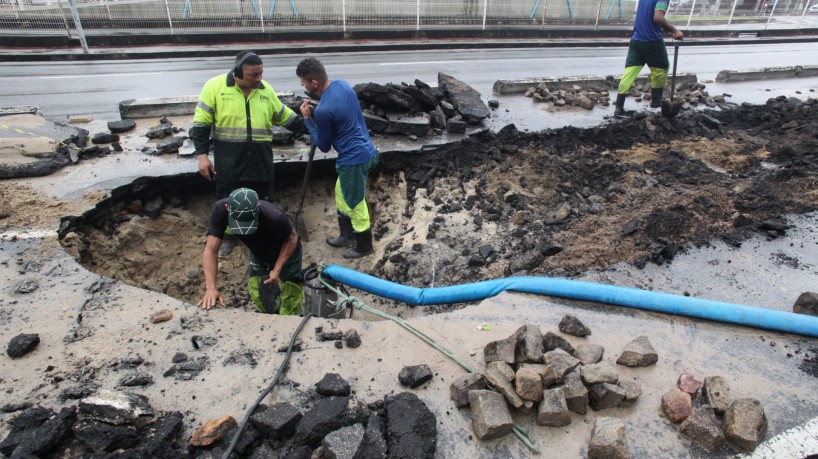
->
316;265;540;454
513;425;541;454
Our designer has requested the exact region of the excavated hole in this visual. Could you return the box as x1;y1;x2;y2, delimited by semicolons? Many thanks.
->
59;100;818;320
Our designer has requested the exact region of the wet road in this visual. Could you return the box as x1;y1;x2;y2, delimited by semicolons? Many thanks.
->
1;42;817;122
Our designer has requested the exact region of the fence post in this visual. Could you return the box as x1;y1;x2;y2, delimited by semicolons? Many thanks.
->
542;0;548;29
342;0;346;33
163;0;174;34
67;0;88;53
765;0;778;29
594;0;603;30
57;0;73;39
687;0;696;27
257;0;265;33
416;0;420;31
482;0;488;30
726;0;738;27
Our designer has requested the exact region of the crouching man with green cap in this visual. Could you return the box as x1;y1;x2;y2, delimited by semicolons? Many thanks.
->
198;188;303;315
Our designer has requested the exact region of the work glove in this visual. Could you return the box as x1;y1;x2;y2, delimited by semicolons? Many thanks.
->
289;115;309;137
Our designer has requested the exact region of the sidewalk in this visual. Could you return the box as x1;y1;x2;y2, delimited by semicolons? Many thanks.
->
2;25;817;61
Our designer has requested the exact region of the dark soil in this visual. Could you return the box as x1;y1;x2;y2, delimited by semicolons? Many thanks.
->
797;346;818;378
60;96;818;317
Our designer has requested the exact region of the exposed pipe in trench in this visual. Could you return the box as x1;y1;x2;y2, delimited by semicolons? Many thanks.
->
322;264;818;338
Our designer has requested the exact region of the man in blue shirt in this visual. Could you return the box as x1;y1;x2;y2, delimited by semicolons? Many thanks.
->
296;57;379;259
614;0;684;116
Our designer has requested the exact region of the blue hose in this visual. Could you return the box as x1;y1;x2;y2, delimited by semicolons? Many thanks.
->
322;264;818;338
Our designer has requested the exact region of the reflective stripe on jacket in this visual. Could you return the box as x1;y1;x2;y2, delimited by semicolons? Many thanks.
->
190;72;298;183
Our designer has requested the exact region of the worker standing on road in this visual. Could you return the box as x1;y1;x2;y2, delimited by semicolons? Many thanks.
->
191;50;308;257
613;0;684;116
198;188;303;315
296;57;379;259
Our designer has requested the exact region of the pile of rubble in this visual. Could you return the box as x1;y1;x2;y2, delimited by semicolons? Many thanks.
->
524;83;612;110
662;374;768;453
450;315;768;456
2;315;441;459
521;78;731;111
618;79;731;110
0;373;437;458
0;115;188;180
352;72;491;137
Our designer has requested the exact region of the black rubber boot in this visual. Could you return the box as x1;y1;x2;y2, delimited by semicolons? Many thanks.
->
326;215;354;248
650;87;664;108
343;229;374;259
614;93;627;116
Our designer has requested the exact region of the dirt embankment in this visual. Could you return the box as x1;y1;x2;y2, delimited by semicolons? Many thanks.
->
58;96;818;317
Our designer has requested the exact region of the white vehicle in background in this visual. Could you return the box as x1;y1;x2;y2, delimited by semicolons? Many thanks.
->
808;3;818;13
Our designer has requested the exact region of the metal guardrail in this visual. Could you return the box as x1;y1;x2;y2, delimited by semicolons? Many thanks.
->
3;0;638;35
1;0;815;53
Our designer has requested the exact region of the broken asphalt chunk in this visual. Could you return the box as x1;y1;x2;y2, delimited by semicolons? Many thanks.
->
7;333;40;358
616;336;658;367
469;390;512;441
79;390;154;427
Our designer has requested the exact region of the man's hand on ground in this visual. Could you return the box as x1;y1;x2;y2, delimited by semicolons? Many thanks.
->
197;288;224;310
197;155;216;181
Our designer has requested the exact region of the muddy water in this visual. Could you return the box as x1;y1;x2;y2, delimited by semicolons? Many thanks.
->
582;212;818;312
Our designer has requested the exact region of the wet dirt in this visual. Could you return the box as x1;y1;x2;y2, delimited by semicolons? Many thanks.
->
0;181;105;232
0;94;814;458
59;96;818;323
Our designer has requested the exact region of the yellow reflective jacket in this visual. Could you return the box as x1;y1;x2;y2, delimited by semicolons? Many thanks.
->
190;72;299;183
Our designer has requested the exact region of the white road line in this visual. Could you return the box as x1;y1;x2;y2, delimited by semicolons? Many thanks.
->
39;72;163;79
1;229;55;240
378;61;464;66
742;416;818;458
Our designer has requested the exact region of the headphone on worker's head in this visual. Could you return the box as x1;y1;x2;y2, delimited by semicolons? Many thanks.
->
233;52;258;79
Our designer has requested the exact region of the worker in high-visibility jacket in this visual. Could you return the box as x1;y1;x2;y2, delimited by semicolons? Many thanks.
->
191;50;308;256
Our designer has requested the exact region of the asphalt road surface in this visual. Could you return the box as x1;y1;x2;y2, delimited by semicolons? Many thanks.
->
1;42;817;123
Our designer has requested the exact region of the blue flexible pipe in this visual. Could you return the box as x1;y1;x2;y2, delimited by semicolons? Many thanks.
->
322;264;818;338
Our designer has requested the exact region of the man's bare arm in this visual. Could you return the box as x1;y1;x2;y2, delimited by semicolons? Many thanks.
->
654;10;685;40
265;229;298;285
198;235;224;309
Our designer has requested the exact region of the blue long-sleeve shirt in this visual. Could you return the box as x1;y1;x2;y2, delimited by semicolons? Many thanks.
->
306;79;377;167
632;0;669;42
